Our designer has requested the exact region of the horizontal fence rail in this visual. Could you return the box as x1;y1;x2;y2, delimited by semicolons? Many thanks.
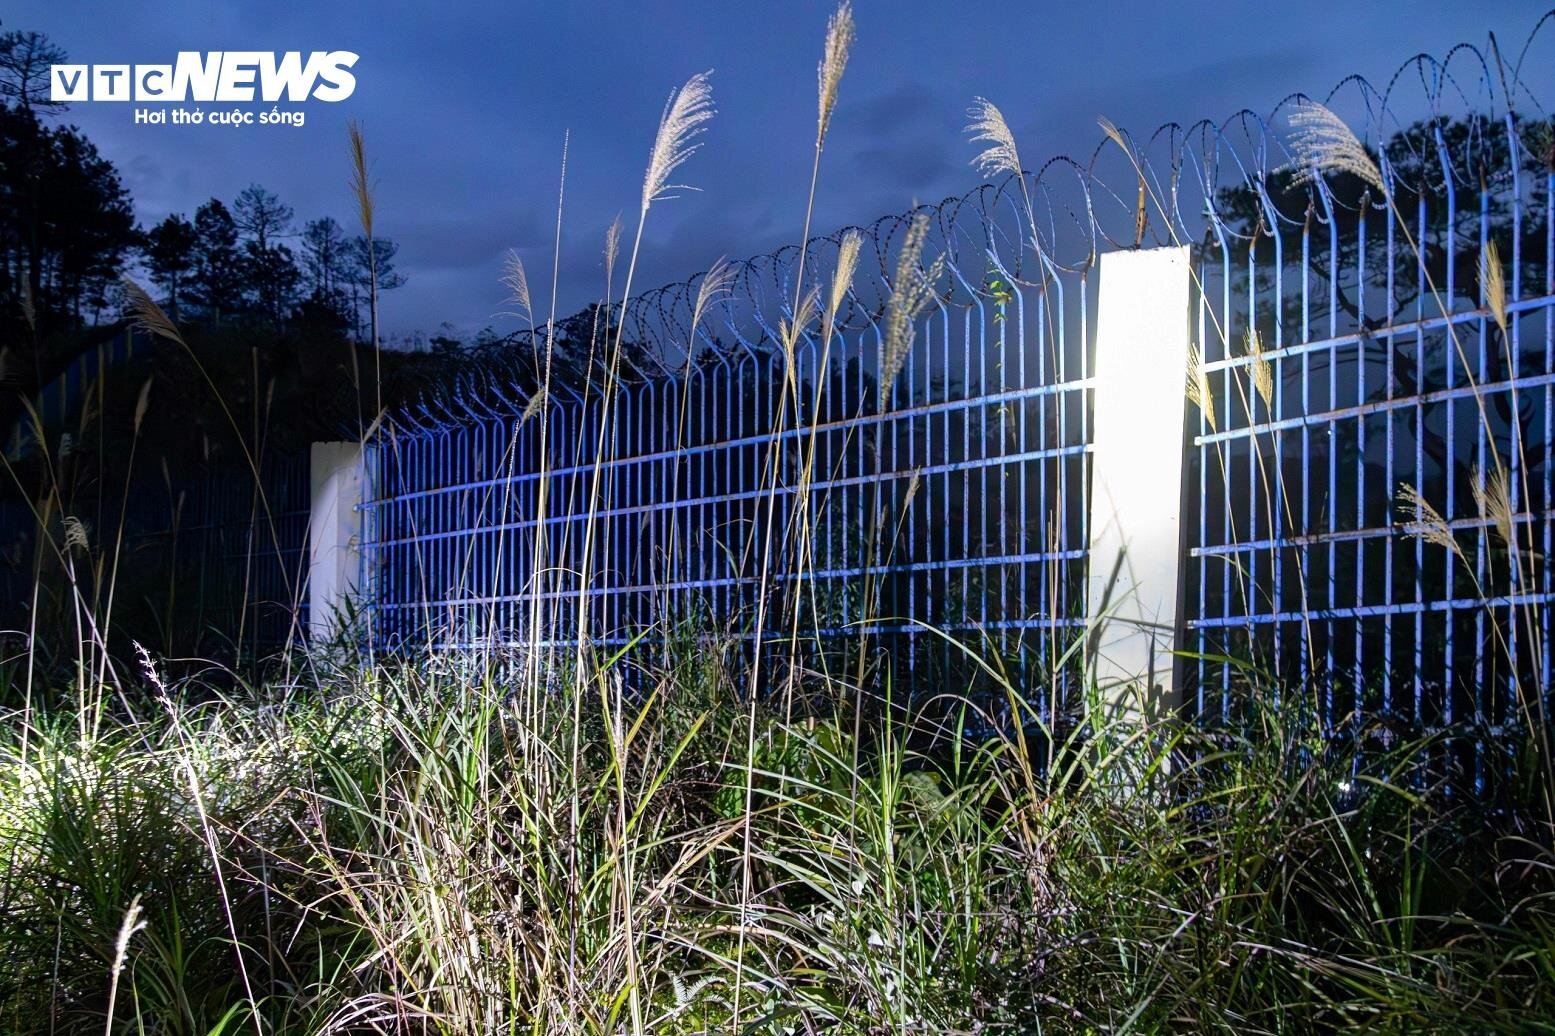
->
1177;37;1555;765
357;17;1555;738
363;264;1094;715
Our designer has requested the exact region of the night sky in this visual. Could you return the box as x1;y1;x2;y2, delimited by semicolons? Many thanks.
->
8;1;1547;339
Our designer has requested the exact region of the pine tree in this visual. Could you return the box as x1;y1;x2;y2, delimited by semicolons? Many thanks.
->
189;199;244;323
143;214;197;319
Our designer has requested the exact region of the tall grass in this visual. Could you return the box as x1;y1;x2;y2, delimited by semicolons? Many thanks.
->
2;651;1554;1032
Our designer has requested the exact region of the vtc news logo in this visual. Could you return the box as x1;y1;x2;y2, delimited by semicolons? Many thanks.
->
50;52;360;103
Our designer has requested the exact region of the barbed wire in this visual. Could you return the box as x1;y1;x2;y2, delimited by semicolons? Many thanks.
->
382;11;1554;437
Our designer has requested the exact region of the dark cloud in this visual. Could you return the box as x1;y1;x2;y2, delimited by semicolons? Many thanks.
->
837;81;940;138
8;0;1538;338
849;139;956;193
395;210;547;273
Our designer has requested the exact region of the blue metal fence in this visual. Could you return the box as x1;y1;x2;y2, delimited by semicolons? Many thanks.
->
363;258;1093;710
1181;37;1555;750
360;21;1555;732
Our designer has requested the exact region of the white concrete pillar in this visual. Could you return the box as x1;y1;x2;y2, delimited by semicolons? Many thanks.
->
308;441;365;641
1085;245;1191;720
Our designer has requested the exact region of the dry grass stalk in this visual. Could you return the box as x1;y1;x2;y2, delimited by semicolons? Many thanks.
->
123;273;276;523
347;120;374;239
688;257;736;364
1186;343;1216;432
880;215;941;402
643;70;715;211
133;377;152;435
122;278;185;346
1287;99;1384;193
104;894;146;1035
780;285;821;369
62;515;88;552
1472;463;1516;547
520;389;547;426
966;98;1022;180
1482;240;1508;338
499;249;533;325
1099;117;1149;245
604;215;622;284
19;276;34;331
134;642;262;1031
1398;482;1466;563
816;2;855;147
1246;329;1274;409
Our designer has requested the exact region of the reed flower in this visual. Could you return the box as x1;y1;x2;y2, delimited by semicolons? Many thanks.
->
1097;115;1128;154
816;2;855;148
1472;463;1515;548
881;215;942;402
688;257;736;364
821;229;863;347
1482;240;1508;338
520;388;547;426
62;515;88;552
499;249;532;325
133;378;152;434
829;230;862;321
122;277;185;346
1099;116;1149;245
966;97;1022;180
1287;99;1384;193
604;215;622;281
1398;482;1465;563
104;895;146;1033
348;119;374;238
1246;329;1274;410
643;71;716;212
781;285;821;366
1186;343;1216;432
902;468;922;512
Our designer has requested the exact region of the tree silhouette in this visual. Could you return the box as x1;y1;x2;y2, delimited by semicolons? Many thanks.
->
0;95;135;468
0;27;66;113
232;183;294;251
301;216;350;309
0;103;135;326
346;236;404;339
1216;117;1549;335
243;239;301;326
189;199;244;323
1213;115;1552;494
231;184;301;325
143;214;197;319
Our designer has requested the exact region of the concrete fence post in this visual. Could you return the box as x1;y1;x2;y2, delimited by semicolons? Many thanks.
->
1085;245;1192;721
308;441;365;642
